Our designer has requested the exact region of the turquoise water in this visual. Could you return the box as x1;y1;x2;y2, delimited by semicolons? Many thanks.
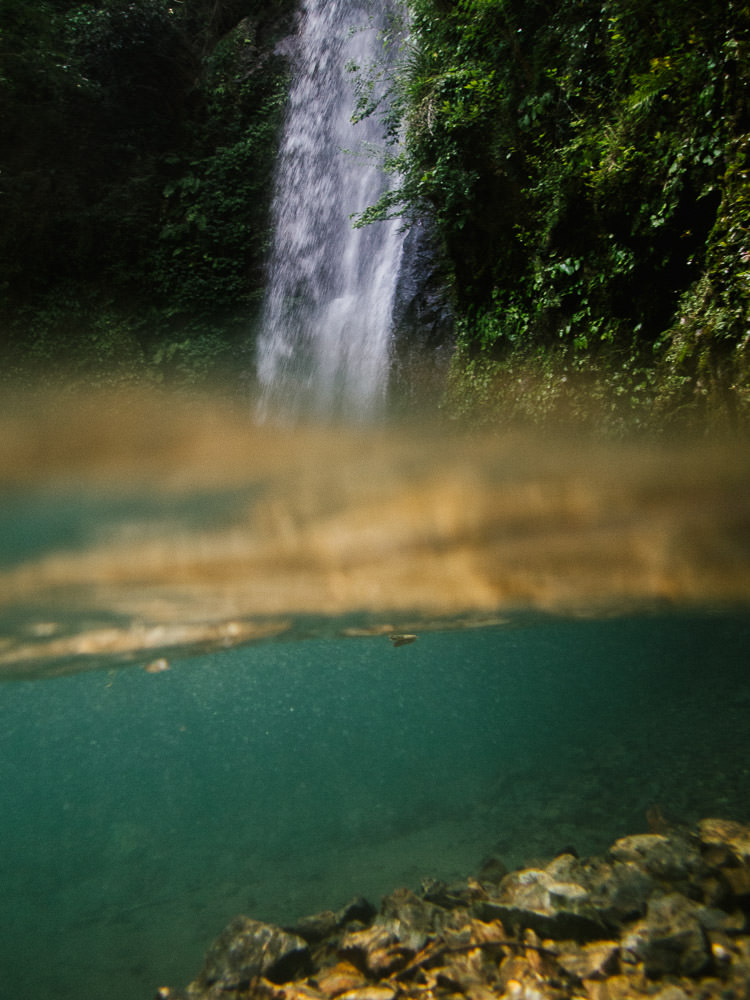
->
1;611;748;999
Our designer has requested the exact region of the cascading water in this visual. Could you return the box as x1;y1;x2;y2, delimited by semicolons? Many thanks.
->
256;0;405;421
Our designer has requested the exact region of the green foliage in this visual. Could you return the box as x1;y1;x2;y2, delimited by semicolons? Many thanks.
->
0;0;294;384
655;133;750;428
4;0;749;421
147;45;289;326
442;338;663;437
373;0;750;427
1;285;147;387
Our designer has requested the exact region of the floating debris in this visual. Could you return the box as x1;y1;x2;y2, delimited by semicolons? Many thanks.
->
389;633;417;648
144;657;170;674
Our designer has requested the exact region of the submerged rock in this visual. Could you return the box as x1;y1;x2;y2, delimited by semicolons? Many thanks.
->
474;850;656;940
188;916;310;995
555;939;620;981
621;892;710;976
699;818;750;903
310;959;366;998
339;888;453;976
475;865;608;940
699;818;750;861
610;832;704;885
169;817;750;1000
288;898;375;943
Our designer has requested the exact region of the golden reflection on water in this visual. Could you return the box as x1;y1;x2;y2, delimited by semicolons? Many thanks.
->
0;387;748;677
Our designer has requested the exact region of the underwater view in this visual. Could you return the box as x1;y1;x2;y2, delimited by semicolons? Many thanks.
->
2;610;749;1000
1;390;749;1000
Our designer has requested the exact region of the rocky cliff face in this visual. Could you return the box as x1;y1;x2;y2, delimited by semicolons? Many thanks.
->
389;218;455;411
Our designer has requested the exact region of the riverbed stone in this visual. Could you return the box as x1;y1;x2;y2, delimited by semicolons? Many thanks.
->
339;923;414;977
421;875;488;908
649;988;690;1000
192;915;311;992
379;887;435;935
583;860;653;928
698;818;750;862
288;898;377;947
697;818;750;905
335;897;378;928
474;850;656;941
554;856;654;928
339;889;449;976
475;866;608;940
555;940;620;981
620;892;710;977
311;960;366;998
174;817;750;1000
291;910;339;943
336;986;397;1000
609;832;704;886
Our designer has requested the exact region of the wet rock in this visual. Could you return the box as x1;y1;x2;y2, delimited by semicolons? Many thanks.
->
291;911;339;944
435;949;502;1000
474;850;655;941
311;960;366;998
540;854;651;928
555;941;620;981
340;890;439;976
380;887;458;948
339;887;503;980
336;988;397;1000
192;916;311;992
420;877;454;906
443;915;509;951
620;892;710;977
699;818;750;862
389;218;455;408
722;865;750;898
174;817;750;1000
266;985;325;1000
339;923;413;978
336;898;377;928
289;898;376;946
609;832;704;885
585;860;655;926
475;866;608;940
696;903;746;935
698;818;750;905
495;951;568;1000
650;988;690;1000
380;888;430;924
421;876;488;909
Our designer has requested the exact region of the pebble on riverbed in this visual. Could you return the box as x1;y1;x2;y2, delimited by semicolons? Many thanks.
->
162;815;750;1000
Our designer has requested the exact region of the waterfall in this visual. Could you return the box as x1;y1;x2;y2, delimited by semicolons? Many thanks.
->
256;0;405;422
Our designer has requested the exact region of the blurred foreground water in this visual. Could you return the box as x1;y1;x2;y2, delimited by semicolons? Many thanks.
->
0;389;749;999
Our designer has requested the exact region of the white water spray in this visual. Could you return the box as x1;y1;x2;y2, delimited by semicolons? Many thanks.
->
256;0;404;421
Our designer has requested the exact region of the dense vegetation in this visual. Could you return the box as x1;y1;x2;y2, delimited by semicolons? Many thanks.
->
2;0;748;429
0;0;294;383
373;0;750;430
